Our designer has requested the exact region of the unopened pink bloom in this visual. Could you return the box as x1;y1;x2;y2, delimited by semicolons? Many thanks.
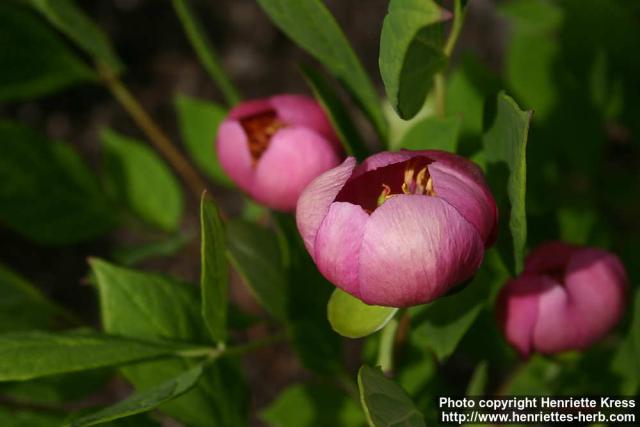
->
296;150;498;307
497;241;627;358
216;95;342;211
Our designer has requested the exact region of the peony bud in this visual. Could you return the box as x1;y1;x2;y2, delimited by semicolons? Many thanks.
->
296;150;498;307
216;95;342;211
497;241;627;358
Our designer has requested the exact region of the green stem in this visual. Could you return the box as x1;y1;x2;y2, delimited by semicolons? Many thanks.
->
178;332;286;360
377;317;400;374
433;0;467;118
433;74;446;118
172;0;241;107
97;63;212;200
443;0;466;57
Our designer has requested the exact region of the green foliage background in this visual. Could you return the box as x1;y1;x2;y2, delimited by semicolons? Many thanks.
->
0;0;638;426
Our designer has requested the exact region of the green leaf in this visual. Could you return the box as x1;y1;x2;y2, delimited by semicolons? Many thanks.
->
299;64;368;160
175;94;232;186
256;0;387;139
226;219;288;322
261;383;366;427
398;116;461;152
111;232;194;266
327;289;397;339
0;331;183;381
200;197;228;343
0;407;66;427
91;259;206;343
68;365;203;427
0;2;94;102
92;259;248;427
482;92;532;274
409;251;508;361
0;121;115;245
358;365;426;427
379;0;449;120
0;263;73;332
24;0;123;72
102;129;183;232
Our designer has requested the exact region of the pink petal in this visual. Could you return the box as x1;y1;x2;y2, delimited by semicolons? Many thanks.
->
428;161;497;245
351;151;412;179
533;247;627;353
314;202;369;296
252;126;341;211
497;275;546;358
524;241;577;275
271;95;340;148
357;195;484;307
296;157;357;256
227;98;273;120
216;120;254;191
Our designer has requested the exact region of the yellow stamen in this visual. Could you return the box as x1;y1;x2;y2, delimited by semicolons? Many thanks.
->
401;160;436;196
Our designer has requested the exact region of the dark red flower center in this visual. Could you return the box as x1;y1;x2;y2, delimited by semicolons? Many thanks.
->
240;110;286;164
335;156;437;214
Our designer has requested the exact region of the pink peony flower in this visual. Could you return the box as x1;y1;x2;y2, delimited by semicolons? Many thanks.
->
497;241;627;357
296;150;498;307
216;94;342;211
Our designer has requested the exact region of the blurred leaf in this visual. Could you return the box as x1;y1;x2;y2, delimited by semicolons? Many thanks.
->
92;258;206;343
612;289;640;394
92;259;247;427
398;116;461;152
0;263;73;332
327;289;397;339
0;331;184;381
67;365;203;427
226;219;288;322
483;92;532;274
171;0;240;106
379;0;449;119
466;361;488;396
174;94;232;186
1;369;111;406
0;407;66;427
500;0;562;120
261;383;366;427
446;56;501;138
111;232;194;266
358;365;426;427
0;2;94;101
275;213;342;375
24;0;123;71
102;129;183;232
0;121;115;245
241;197;268;222
299;64;368;159
556;206;597;245
256;0;388;139
200;197;228;343
409;250;507;361
505;355;559;395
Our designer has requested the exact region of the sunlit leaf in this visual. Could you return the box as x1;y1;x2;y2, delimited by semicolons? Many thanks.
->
379;0;449;119
327;289;397;339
